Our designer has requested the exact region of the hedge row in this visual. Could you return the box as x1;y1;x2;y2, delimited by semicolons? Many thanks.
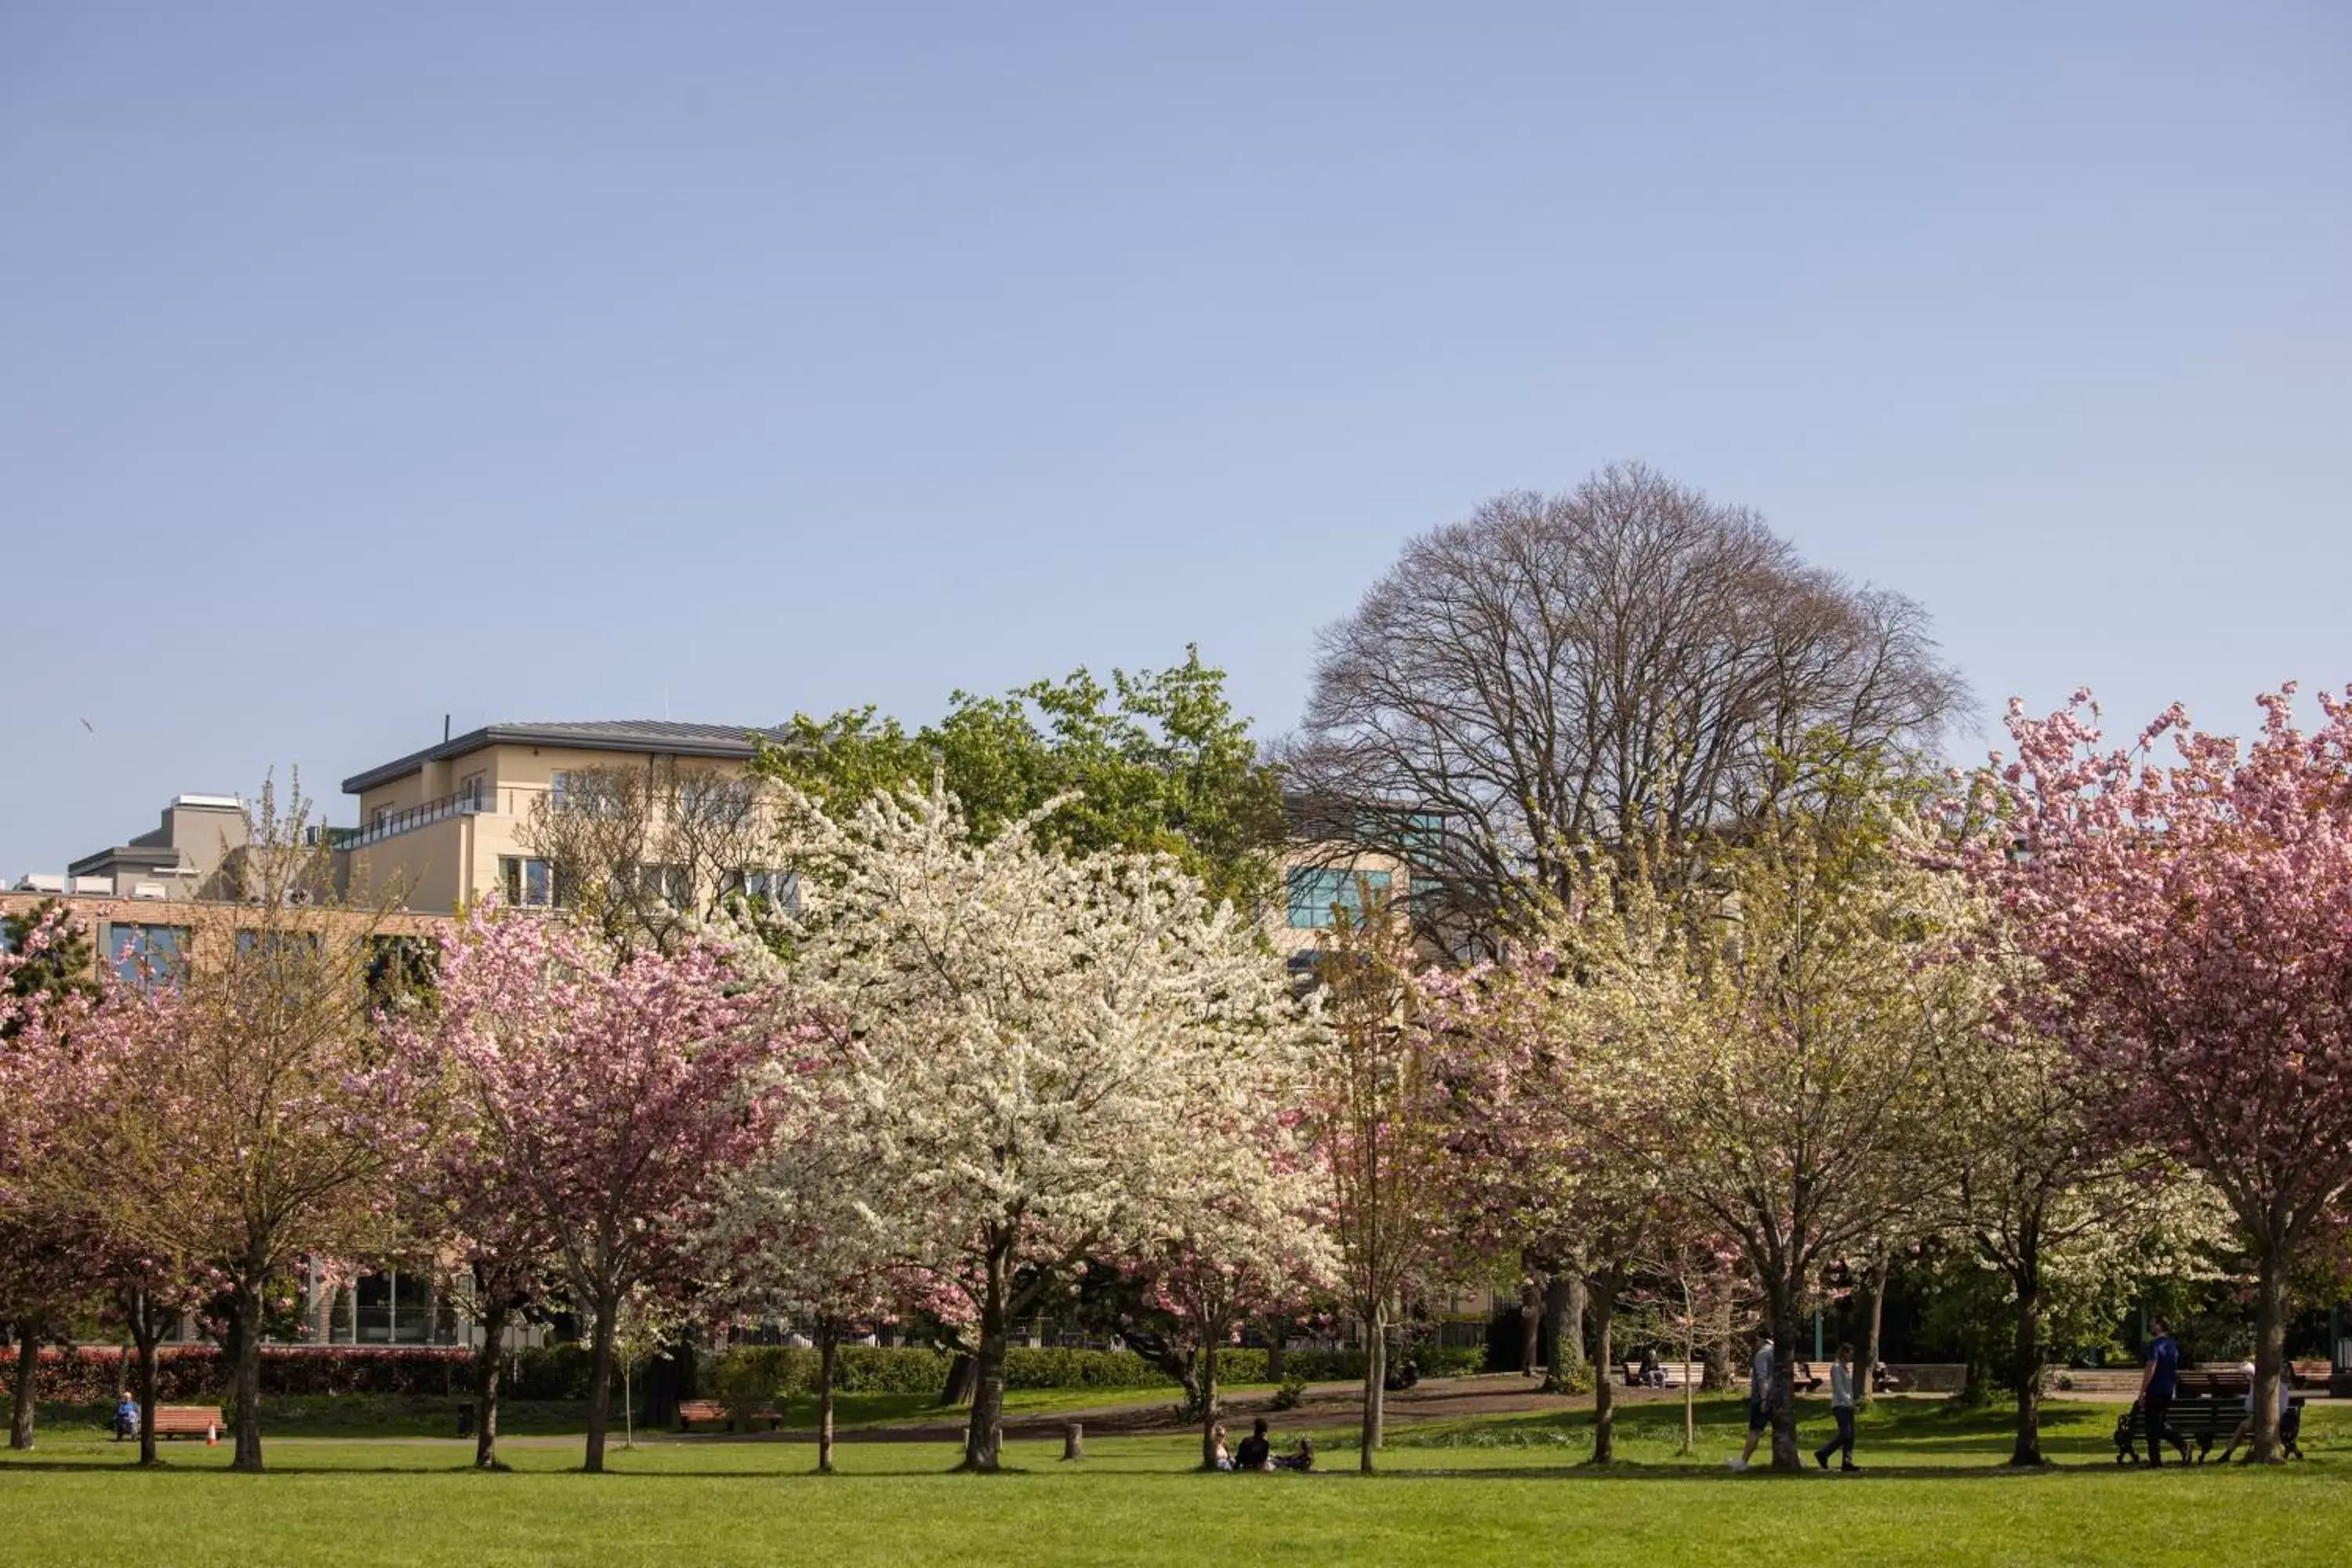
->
31;1345;475;1403
706;1342;1486;1402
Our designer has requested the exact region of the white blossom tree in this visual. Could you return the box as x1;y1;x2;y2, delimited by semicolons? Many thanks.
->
777;784;1308;1472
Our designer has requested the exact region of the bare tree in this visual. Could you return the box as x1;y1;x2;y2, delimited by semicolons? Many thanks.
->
516;760;779;953
1285;463;1968;945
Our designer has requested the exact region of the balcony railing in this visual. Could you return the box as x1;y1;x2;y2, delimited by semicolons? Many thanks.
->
348;786;494;849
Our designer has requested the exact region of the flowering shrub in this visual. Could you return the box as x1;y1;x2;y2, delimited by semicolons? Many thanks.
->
702;1342;1483;1400
34;1345;474;1403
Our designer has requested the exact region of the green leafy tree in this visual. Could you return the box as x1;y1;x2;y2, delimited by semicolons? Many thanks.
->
754;647;1287;919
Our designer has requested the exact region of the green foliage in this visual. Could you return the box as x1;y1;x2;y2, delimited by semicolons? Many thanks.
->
1268;1378;1308;1411
754;648;1288;919
703;1342;1485;1401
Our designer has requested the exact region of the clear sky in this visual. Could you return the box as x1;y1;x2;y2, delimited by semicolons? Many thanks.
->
3;2;2346;877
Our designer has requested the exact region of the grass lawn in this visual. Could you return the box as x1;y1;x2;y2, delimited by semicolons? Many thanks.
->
1;1396;2343;1566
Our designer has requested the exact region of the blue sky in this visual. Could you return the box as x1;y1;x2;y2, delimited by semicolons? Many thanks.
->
3;2;2347;876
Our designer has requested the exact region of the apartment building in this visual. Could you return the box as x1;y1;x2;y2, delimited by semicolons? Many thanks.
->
339;719;793;913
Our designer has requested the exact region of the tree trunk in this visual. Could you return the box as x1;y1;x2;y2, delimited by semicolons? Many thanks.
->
1519;1277;1541;1377
1769;1281;1802;1472
1857;1258;1887;1411
131;1304;162;1468
583;1292;617;1473
1537;1272;1582;1392
2248;1247;2292;1464
816;1322;838;1475
8;1323;36;1450
474;1298;510;1469
1199;1339;1221;1470
230;1274;265;1472
960;1245;1011;1472
1359;1305;1386;1474
1589;1287;1617;1465
1265;1321;1285;1383
2010;1250;2044;1467
940;1354;975;1408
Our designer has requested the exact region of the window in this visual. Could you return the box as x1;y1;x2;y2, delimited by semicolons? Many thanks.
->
499;856;554;907
1286;867;1390;929
634;862;691;907
365;935;437;1007
549;771;622;815
458;771;487;808
1403;811;1445;857
108;923;188;988
676;775;754;826
731;868;800;912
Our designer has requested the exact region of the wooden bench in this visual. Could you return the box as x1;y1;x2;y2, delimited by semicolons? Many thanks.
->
152;1406;225;1441
676;1399;782;1432
2112;1373;2306;1465
2290;1359;2331;1389
1619;1359;1707;1389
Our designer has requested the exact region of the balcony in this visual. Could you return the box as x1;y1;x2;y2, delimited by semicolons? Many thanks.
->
347;786;494;849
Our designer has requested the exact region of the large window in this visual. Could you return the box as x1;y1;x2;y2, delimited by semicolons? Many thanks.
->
1286;867;1391;929
107;923;188;988
634;862;691;907
499;856;554;907
729;868;800;913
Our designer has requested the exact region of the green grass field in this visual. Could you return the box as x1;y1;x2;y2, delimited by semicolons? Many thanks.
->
2;1396;2342;1566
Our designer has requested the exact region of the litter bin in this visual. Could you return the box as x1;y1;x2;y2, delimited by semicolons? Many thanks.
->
456;1403;476;1439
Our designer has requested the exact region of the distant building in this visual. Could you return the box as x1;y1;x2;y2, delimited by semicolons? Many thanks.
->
339;719;790;913
55;793;250;902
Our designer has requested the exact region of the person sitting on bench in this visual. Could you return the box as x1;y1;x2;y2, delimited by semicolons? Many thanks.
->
2216;1360;2298;1464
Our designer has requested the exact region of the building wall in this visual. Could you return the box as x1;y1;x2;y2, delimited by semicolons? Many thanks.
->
351;743;762;912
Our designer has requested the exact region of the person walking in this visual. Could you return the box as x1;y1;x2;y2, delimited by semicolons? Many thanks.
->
1814;1342;1859;1472
1729;1330;1775;1471
2133;1315;2187;1467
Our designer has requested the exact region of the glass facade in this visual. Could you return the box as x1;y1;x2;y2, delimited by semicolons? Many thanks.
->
499;855;554;906
107;923;188;987
1286;866;1391;928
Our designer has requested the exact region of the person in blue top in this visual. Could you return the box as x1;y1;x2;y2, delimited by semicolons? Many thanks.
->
2133;1316;2187;1467
113;1390;140;1442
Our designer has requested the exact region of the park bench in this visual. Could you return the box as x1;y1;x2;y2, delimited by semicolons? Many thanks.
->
676;1399;782;1432
2289;1359;2331;1389
151;1406;226;1441
1618;1360;1706;1389
2112;1371;2305;1464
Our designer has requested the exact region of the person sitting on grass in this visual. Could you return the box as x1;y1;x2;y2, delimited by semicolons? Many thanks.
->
1209;1422;1234;1472
1273;1436;1316;1472
1236;1417;1273;1472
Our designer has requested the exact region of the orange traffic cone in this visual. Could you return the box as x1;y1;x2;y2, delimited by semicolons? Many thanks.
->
205;1422;217;1447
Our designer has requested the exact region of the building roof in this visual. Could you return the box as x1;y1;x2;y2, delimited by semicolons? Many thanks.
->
341;720;789;795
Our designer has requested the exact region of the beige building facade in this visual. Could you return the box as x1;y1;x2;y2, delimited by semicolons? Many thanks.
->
339;720;789;914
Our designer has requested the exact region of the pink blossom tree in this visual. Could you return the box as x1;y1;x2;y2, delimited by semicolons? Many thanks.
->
1973;685;2352;1462
424;907;786;1473
2;913;209;1465
15;790;412;1472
